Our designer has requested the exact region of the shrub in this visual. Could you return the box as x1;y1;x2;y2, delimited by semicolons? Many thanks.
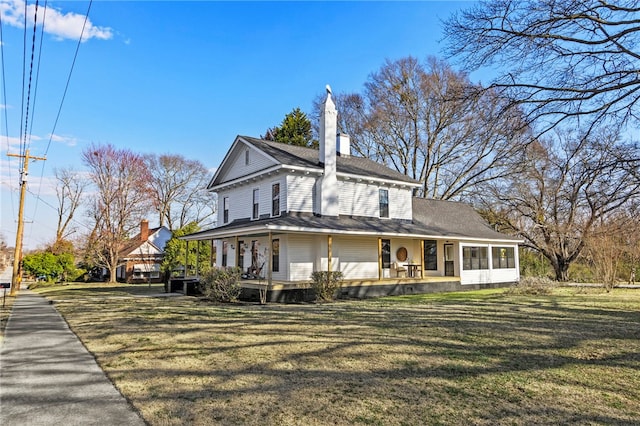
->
506;276;556;295
199;267;242;302
311;271;344;301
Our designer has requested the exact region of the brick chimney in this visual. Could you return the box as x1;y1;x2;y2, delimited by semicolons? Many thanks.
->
140;219;149;242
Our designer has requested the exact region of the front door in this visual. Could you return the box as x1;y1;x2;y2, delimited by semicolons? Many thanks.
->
444;244;454;277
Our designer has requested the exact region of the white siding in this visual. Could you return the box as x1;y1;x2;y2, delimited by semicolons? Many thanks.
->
222;143;276;181
338;180;413;220
338;181;378;217
390;187;413;220
287;175;316;213
287;235;316;281
128;241;163;256
337;237;378;279
217;187;252;224
216;175;289;224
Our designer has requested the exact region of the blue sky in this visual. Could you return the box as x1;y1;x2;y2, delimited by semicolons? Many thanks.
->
1;0;473;250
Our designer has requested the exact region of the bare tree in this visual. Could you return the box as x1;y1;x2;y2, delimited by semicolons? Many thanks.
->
583;213;634;290
314;56;527;200
54;167;87;244
145;154;216;231
82;144;151;282
480;128;640;281
444;0;640;136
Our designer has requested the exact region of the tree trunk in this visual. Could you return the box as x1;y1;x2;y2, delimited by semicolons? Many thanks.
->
554;258;570;282
109;256;118;283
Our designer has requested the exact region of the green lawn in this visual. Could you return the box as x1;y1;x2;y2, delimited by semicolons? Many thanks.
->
32;283;640;425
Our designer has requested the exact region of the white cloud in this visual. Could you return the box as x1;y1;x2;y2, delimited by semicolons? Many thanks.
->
48;133;78;147
0;0;113;42
1;135;21;150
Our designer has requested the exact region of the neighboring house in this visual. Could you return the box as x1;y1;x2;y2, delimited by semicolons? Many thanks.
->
117;220;172;284
182;88;522;301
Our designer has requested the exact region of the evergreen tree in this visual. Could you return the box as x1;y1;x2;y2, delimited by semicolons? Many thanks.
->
263;107;318;148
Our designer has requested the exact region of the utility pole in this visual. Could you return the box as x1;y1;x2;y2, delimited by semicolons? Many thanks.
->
7;149;46;296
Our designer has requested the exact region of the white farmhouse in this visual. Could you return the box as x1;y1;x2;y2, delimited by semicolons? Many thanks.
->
182;88;521;301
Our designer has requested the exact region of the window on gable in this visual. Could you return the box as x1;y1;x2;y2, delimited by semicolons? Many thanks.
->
272;183;280;217
223;197;229;224
253;188;260;219
245;149;250;166
379;189;389;218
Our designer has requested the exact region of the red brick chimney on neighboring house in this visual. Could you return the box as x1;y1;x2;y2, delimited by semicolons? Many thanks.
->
140;219;149;242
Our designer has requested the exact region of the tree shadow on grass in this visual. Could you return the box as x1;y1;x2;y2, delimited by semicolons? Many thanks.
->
53;290;640;425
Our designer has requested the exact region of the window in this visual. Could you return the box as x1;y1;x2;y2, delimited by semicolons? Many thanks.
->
272;183;280;216
272;239;280;272
223;197;229;224
251;240;259;272
423;240;437;270
381;239;391;269
238;240;245;268
462;246;489;270
492;247;515;269
210;241;217;267
245;149;250;165
252;189;260;219
222;241;228;267
379;189;389;218
132;264;160;280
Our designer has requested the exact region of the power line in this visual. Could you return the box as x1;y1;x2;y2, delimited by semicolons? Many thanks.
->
44;0;93;157
27;0;48;146
26;186;94;234
22;0;40;155
18;0;27;169
0;5;17;217
32;0;93;243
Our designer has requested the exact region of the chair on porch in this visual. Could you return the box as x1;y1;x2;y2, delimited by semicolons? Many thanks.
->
393;262;407;278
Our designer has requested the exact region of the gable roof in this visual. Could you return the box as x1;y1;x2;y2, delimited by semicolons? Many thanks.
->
182;197;521;243
119;226;170;258
209;136;420;188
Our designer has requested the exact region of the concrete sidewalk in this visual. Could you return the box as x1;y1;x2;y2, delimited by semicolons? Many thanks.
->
0;289;145;425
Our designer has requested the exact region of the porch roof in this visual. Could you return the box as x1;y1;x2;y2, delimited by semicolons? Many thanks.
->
181;198;522;244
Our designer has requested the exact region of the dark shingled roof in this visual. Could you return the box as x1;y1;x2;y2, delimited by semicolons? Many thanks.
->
183;198;520;242
118;227;163;257
240;136;419;185
411;198;520;241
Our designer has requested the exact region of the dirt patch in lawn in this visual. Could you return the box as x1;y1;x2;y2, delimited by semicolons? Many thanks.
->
37;285;640;425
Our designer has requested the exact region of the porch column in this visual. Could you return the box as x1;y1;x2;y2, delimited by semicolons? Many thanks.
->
234;236;239;267
195;240;201;278
185;241;189;277
184;240;190;295
267;231;273;286
420;239;425;278
327;235;333;273
377;237;382;280
210;239;214;268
